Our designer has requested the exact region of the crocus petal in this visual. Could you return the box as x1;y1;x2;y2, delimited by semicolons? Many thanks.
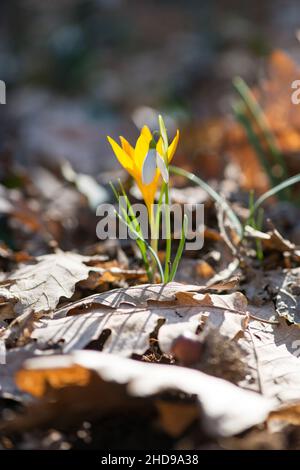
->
141;125;152;140
107;136;135;174
167;130;179;162
156;153;169;183
156;136;164;156
142;149;157;185
135;128;153;171
119;136;134;159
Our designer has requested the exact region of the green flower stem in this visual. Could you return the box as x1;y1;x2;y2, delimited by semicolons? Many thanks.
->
150;209;159;277
119;205;152;282
163;182;171;282
150;183;164;255
247;189;256;229
169;214;188;281
115;210;164;282
255;208;264;261
158;115;172;283
110;182;152;281
246;190;263;260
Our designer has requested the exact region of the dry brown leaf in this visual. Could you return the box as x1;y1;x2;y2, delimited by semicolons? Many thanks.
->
242;267;300;324
0;252;96;318
269;403;300;426
269;269;300;324
245;268;300;324
78;265;147;289
239;318;300;403
13;350;275;438
155;400;199;437
27;283;247;357
0;281;247;400
0;251;127;320
0;344;37;398
245;225;296;253
54;282;207;312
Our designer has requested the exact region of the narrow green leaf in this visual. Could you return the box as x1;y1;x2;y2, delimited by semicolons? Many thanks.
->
170;165;243;238
111;180;152;280
114;210;164;282
253;173;300;213
163;182;172;282
233;76;290;199
233;77;287;176
169;214;188;281
158;114;168;156
233;103;279;190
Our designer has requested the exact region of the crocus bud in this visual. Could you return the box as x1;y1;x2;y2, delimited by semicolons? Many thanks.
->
156;153;169;183
142;148;157;185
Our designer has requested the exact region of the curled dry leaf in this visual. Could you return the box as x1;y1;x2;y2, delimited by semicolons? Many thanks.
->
0;251;144;321
53;278;240;315
13;351;275;438
0;252;96;319
242;267;300;325
0;281;246;398
28;282;248;357
53;281;207;313
239;318;300;403
271;269;300;324
0;344;37;398
245;267;300;324
269;403;300;427
245;225;300;258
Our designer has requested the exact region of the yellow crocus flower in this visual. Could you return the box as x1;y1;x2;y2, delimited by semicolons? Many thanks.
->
107;125;179;217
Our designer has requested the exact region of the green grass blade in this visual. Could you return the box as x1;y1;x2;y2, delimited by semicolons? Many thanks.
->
158;114;168;154
169;214;188;281
253;173;300;213
110;181;152;280
163;183;172;282
118;205;152;281
115;210;164;282
109;181;120;201
170;165;243;238
233;103;279;189
233;77;288;179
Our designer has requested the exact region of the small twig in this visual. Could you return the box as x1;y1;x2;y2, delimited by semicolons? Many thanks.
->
248;326;264;395
248;313;279;325
216;202;238;255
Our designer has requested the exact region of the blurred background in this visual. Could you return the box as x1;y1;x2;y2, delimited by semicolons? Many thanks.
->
1;0;299;174
1;0;300;255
